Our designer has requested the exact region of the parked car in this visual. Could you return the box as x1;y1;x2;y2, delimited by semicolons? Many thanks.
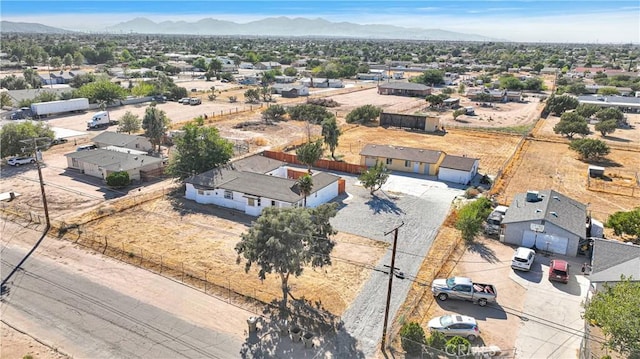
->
189;97;202;105
76;144;97;152
431;277;497;306
427;314;480;341
549;259;569;283
7;156;36;166
51;138;69;145
511;247;536;271
178;97;190;104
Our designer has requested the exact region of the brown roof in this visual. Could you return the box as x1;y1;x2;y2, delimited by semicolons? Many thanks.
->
439;155;479;171
360;144;443;163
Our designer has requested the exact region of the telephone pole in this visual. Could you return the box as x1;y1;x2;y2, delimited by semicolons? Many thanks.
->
1;137;51;289
380;221;404;351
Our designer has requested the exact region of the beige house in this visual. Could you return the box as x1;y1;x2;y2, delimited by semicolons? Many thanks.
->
359;144;445;176
92;131;153;152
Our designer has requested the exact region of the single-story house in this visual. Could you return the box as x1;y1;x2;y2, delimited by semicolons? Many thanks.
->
577;95;640;113
583;85;634;96
437;155;479;184
588;238;640;291
443;98;460;108
92;131;153;152
255;62;282;70
274;76;297;83
501;190;587;256
466;89;506;102
299;78;344;88
271;84;309;97
357;73;386;81
238;62;254;69
65;149;164;181
506;91;523;102
359;144;445;176
377;82;432;97
184;155;341;216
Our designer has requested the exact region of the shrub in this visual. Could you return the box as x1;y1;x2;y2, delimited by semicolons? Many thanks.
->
464;187;480;199
426;331;447;351
446;336;471;357
106;171;130;188
400;321;427;356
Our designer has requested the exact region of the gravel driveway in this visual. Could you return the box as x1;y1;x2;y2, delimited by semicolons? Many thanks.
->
329;172;464;356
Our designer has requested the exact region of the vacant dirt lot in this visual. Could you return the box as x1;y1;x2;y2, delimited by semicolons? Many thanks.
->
494;139;639;221
52;196;387;317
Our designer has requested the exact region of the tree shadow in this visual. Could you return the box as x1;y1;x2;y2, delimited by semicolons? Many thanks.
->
167;193;253;226
466;240;500;264
603;136;631;143
365;193;404;215
240;297;364;358
585;158;622;167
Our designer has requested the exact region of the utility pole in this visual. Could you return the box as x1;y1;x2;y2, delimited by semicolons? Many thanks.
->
1;137;51;289
380;221;404;351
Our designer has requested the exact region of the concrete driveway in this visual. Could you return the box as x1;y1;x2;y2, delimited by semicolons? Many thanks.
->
510;254;590;359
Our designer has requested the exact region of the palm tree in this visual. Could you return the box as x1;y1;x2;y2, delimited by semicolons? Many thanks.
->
297;174;313;207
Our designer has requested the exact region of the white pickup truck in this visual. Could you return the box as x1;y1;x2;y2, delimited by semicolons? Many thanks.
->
431;277;497;307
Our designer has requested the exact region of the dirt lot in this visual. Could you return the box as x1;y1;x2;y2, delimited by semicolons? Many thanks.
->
493;111;640;222
1;322;70;359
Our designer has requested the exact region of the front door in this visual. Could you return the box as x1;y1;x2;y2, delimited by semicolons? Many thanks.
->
413;162;420;173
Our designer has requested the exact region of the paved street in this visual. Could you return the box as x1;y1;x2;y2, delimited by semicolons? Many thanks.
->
331;173;464;356
1;221;253;359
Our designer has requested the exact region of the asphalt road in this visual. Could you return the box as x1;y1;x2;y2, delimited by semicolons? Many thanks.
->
0;226;252;359
330;173;464;356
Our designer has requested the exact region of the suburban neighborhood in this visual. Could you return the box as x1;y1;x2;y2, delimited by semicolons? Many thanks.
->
1;11;639;359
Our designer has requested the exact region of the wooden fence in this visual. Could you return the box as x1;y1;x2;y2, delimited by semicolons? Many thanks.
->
262;150;367;175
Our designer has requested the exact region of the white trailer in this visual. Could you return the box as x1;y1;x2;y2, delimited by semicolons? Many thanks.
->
30;98;89;118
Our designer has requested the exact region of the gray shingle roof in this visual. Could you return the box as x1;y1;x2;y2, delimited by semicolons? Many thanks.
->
589;238;640;283
92;131;146;147
64;149;162;171
439;155;478;171
360;144;443;164
230;154;284;174
501;189;587;238
378;82;430;91
186;167;340;203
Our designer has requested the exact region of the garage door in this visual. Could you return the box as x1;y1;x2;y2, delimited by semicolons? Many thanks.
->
522;231;569;255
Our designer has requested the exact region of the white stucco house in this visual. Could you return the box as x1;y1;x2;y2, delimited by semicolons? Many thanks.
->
501;190;587;256
437;155;479;185
184;155;342;216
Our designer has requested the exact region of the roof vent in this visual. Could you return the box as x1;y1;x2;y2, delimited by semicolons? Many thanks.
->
550;212;558;217
525;190;540;202
553;196;560;200
535;209;542;213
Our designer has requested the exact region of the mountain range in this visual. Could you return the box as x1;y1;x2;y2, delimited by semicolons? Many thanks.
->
1;17;499;41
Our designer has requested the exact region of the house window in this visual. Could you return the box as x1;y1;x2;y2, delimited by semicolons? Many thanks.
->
405;160;411;167
386;158;392;165
247;197;261;207
72;158;79;167
135;144;140;148
224;190;233;199
198;189;205;195
271;200;276;206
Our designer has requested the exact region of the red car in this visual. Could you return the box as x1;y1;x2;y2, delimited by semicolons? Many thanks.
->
549;259;569;283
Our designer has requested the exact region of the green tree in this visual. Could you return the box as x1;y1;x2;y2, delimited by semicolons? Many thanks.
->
413;69;444;86
0;75;29;90
554;112;590;139
296;140;323;172
63;53;73;69
544;95;579;116
569;138;610;160
131;82;155;97
399;322;426;356
0;92;14;108
297;174;313;207
595;108;624;125
595;119;618;137
457;83;466;95
117;111;141;134
73;51;85;67
49;56;62;71
321;116;340;159
426;331;447;351
287;104;333;124
234;204;338;310
0;121;54;158
283;67;297;76
260;86;273;102
583;276;640;357
358;161;390;195
499;75;523;90
446;336;472;355
575;104;601;118
106;171;130;188
142;105;170;153
244;88;260;103
567;83;587;95
606;207;640;239
452;108;467;121
75;80;127;105
22;68;42;89
441;87;454;95
455;197;492;243
345;104;381;124
167;123;233;179
262;104;286;124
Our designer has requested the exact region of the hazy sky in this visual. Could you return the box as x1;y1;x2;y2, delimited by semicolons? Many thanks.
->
2;0;639;43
